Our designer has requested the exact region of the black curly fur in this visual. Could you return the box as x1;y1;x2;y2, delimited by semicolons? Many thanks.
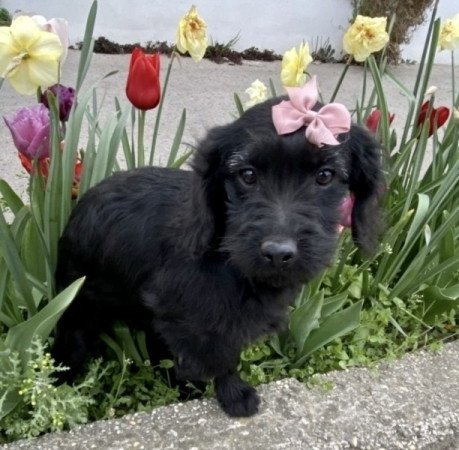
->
52;97;383;417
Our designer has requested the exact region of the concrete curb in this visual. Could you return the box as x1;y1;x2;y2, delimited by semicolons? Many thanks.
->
5;341;459;450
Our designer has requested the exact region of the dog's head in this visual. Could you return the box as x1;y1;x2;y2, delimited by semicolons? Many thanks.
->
187;96;383;288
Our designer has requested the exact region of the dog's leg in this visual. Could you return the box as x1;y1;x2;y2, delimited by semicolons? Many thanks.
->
52;321;95;382
214;372;260;417
52;283;112;381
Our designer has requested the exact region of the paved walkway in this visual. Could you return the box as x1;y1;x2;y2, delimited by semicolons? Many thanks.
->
5;341;459;449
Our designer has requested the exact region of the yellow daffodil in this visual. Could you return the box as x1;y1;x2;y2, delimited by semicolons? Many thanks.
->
32;15;70;64
439;14;459;51
244;79;268;108
0;15;62;95
281;42;312;87
343;15;389;62
176;5;208;62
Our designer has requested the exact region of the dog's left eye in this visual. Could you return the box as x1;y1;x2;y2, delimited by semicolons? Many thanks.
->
316;169;334;185
239;168;257;185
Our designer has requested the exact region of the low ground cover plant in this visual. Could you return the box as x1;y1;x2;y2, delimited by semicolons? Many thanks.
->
0;0;457;442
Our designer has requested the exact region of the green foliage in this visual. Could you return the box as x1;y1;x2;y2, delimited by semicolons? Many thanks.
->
0;0;458;443
0;8;11;26
0;338;179;443
83;357;180;421
0;338;95;442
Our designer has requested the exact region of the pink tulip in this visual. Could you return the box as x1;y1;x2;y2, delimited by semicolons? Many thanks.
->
4;104;51;160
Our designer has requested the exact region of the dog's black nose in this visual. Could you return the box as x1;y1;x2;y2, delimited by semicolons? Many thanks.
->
261;239;298;268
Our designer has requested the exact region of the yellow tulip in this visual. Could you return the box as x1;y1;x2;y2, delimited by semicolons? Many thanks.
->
244;79;268;108
439;14;459;51
0;15;62;95
343;15;389;62
176;5;208;62
281;42;312;87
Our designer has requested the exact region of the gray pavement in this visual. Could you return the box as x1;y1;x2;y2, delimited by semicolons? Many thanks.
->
1;53;458;449
4;341;459;449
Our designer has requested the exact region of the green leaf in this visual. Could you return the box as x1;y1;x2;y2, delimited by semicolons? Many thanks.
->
100;332;124;363
76;0;97;91
89;106;130;187
0;388;21;421
405;193;430;243
269;78;277;97
321;292;349;318
233;93;244;117
21;214;47;284
0;208;36;315
423;284;459;324
170;149;194;169
293;300;363;368
5;277;85;364
167;108;187;167
116;100;135;170
289;290;324;353
0;179;24;215
112;322;144;366
159;359;174;369
439;224;455;263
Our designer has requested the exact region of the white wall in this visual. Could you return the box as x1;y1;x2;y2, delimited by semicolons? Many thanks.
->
3;0;457;64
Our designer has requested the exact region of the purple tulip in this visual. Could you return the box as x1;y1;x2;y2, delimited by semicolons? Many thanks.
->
40;83;76;121
4;104;51;160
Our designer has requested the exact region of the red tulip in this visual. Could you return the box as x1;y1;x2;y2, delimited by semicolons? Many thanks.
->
417;101;450;137
18;150;82;199
126;48;161;110
365;108;395;134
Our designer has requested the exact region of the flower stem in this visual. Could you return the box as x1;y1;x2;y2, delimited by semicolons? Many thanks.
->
137;109;146;167
452;51;457;108
149;52;176;166
360;60;368;121
329;56;352;103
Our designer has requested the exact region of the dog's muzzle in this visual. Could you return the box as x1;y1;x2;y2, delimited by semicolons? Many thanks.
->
261;238;298;269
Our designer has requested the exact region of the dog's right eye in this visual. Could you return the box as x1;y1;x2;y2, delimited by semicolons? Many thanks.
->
239;168;257;185
316;169;334;185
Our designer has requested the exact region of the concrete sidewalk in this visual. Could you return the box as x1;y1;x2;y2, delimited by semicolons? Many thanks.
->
4;341;459;449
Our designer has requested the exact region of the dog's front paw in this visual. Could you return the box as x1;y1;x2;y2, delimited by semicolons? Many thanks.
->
215;374;260;417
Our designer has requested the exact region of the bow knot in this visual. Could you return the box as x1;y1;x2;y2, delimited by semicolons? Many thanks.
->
272;76;351;147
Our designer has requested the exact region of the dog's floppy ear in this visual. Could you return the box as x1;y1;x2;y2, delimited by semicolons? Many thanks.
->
348;125;384;255
184;123;237;255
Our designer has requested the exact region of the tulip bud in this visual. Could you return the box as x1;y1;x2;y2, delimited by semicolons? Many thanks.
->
417;101;450;137
40;84;76;121
126;48;161;111
453;108;459;125
365;108;395;134
424;86;438;97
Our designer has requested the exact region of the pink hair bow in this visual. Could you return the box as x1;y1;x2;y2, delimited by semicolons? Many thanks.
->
272;76;351;147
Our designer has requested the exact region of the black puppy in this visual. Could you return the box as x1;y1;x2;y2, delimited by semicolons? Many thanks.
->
53;93;382;417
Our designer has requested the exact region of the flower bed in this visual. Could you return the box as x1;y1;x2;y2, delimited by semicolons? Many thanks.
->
0;1;458;442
